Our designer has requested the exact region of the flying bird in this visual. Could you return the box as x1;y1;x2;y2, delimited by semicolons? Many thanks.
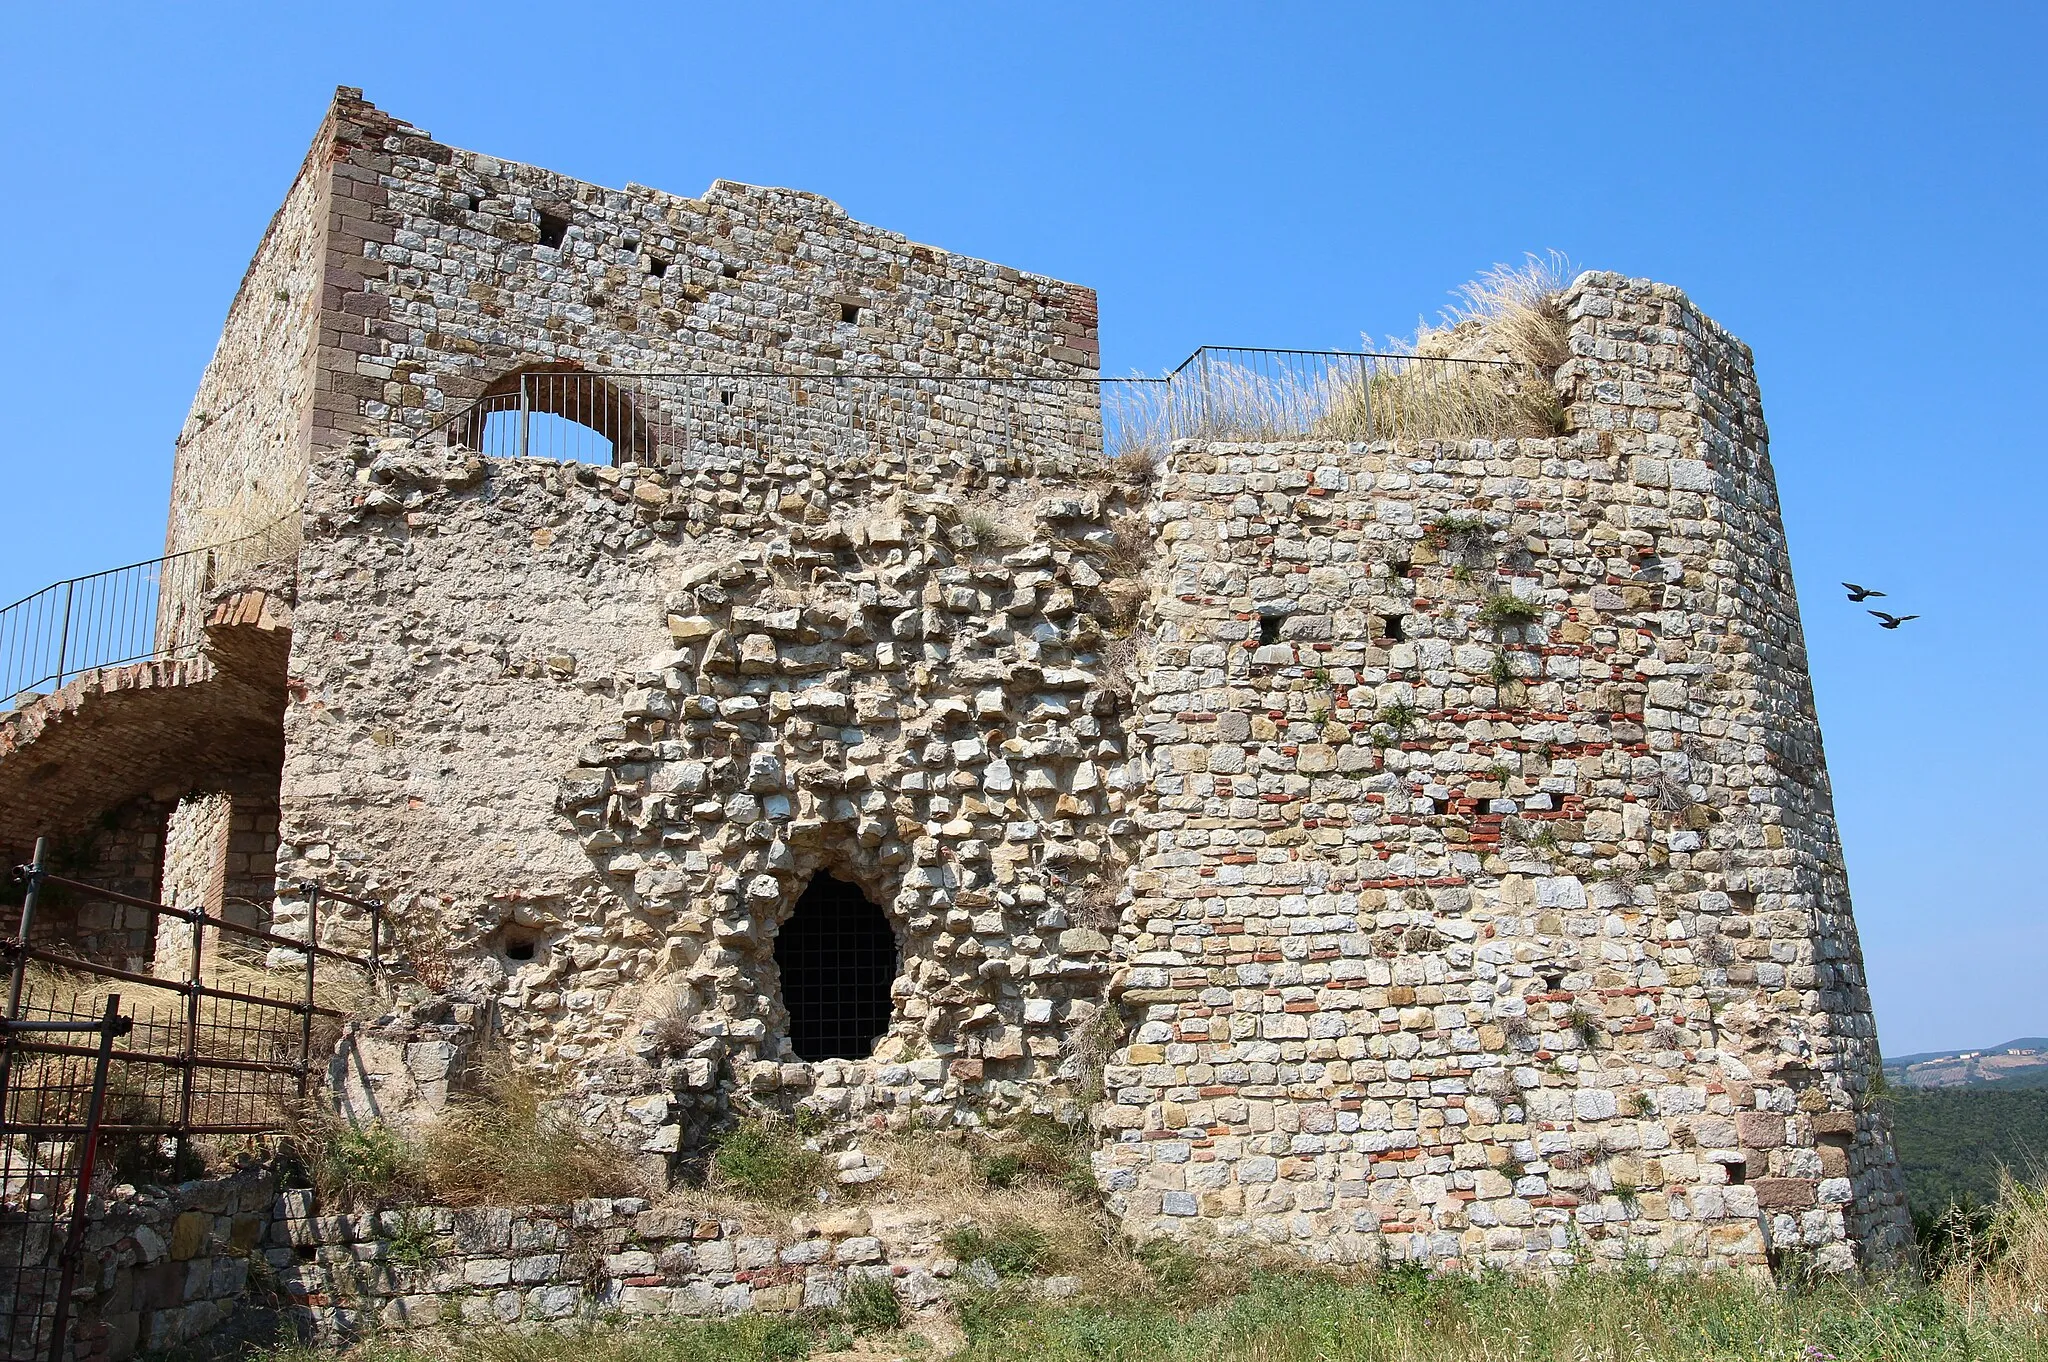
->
1869;611;1919;629
1842;583;1886;601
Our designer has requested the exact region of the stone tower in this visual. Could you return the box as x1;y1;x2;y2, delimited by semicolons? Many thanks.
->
1093;276;1909;1272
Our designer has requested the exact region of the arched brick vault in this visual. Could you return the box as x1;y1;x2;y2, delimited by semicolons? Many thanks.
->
0;590;291;961
0;591;290;853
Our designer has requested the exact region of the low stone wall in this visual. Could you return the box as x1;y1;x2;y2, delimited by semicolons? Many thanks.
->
50;1165;281;1361
274;1193;975;1340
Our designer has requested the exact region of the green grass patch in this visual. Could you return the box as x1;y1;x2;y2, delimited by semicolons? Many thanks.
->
709;1118;826;1207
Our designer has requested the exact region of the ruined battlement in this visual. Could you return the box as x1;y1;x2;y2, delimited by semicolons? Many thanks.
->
0;92;1908;1279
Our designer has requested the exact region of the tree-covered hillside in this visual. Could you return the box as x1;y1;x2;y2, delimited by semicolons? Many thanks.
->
1888;1087;2048;1217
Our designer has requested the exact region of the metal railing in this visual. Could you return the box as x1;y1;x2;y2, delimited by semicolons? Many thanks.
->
0;840;384;1361
422;346;1516;468
0;348;1520;713
0;515;297;711
1;996;125;1362
0;838;384;1146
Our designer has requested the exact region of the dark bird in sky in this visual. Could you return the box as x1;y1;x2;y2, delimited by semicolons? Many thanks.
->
1869;611;1919;629
1842;583;1886;601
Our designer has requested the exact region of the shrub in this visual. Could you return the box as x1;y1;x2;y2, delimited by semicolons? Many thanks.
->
1476;593;1542;630
943;1222;1049;1278
319;1120;417;1203
1425;513;1488;546
385;1208;438;1267
842;1273;905;1332
709;1118;826;1207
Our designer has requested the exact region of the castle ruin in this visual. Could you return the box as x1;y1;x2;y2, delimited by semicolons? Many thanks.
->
0;88;1909;1277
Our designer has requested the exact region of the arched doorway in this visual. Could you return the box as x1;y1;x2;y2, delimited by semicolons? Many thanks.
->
772;874;898;1061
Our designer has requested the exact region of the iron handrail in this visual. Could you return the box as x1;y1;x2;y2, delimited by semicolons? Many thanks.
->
0;512;298;707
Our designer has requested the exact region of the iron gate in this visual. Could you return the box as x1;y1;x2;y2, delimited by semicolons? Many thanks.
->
0;838;381;1361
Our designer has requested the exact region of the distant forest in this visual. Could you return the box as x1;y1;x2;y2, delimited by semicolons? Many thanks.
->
1887;1087;2048;1216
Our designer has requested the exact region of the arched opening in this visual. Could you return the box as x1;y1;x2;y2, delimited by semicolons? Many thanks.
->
449;365;659;465
773;874;898;1061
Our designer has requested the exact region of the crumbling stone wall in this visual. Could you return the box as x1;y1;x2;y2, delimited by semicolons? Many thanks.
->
280;429;1146;1149
165;120;329;562
1091;276;1906;1274
165;87;1099;603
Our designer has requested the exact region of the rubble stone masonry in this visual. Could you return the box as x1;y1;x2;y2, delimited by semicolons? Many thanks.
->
1092;276;1906;1272
88;88;1906;1280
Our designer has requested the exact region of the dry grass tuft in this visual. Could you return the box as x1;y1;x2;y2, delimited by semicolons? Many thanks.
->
416;1065;650;1207
1440;250;1575;374
1937;1167;2048;1318
862;1124;1126;1288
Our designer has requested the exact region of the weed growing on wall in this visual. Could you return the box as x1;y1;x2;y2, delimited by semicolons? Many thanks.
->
708;1118;827;1206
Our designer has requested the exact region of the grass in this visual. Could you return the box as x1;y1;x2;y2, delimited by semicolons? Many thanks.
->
1477;593;1543;631
309;1065;647;1209
1372;698;1422;742
258;1256;2048;1362
252;1170;2048;1362
709;1117;828;1207
1102;255;1575;461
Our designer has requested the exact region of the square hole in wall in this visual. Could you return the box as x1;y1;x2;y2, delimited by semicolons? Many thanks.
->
722;261;742;279
840;302;863;325
1381;614;1406;642
648;255;670;279
1726;1162;1748;1185
537;211;570;249
1258;614;1284;646
1432;797;1451;815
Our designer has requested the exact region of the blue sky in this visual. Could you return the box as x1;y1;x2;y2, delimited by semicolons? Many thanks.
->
1;3;2041;1054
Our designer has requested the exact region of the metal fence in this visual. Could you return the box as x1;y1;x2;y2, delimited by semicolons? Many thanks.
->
0;516;298;711
0;839;383;1360
422;346;1515;468
0;998;124;1362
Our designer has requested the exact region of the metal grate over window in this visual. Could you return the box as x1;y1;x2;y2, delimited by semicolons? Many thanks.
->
772;874;898;1062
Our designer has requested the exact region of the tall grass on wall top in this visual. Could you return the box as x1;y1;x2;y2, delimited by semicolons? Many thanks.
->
1108;254;1575;462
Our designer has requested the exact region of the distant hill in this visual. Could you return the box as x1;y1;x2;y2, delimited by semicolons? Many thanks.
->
1884;1037;2048;1089
1887;1088;2048;1217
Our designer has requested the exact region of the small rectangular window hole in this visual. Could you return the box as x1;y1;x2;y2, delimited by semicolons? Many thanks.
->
722;262;742;279
840;302;863;325
648;256;670;279
1726;1162;1748;1185
1258;615;1283;646
1381;614;1406;642
537;211;570;249
1432;797;1451;815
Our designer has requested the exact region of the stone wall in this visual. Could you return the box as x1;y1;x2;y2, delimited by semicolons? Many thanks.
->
165;86;1100;607
273;1192;985;1341
312;89;1099;446
279;431;1147;1145
10;1165;281;1362
1090;276;1906;1274
165;119;331;562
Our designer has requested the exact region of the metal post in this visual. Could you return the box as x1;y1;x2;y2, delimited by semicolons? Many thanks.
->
52;583;73;689
299;886;320;1098
0;837;48;1125
6;837;45;1020
369;898;383;977
176;893;206;1167
48;993;126;1362
518;373;532;458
